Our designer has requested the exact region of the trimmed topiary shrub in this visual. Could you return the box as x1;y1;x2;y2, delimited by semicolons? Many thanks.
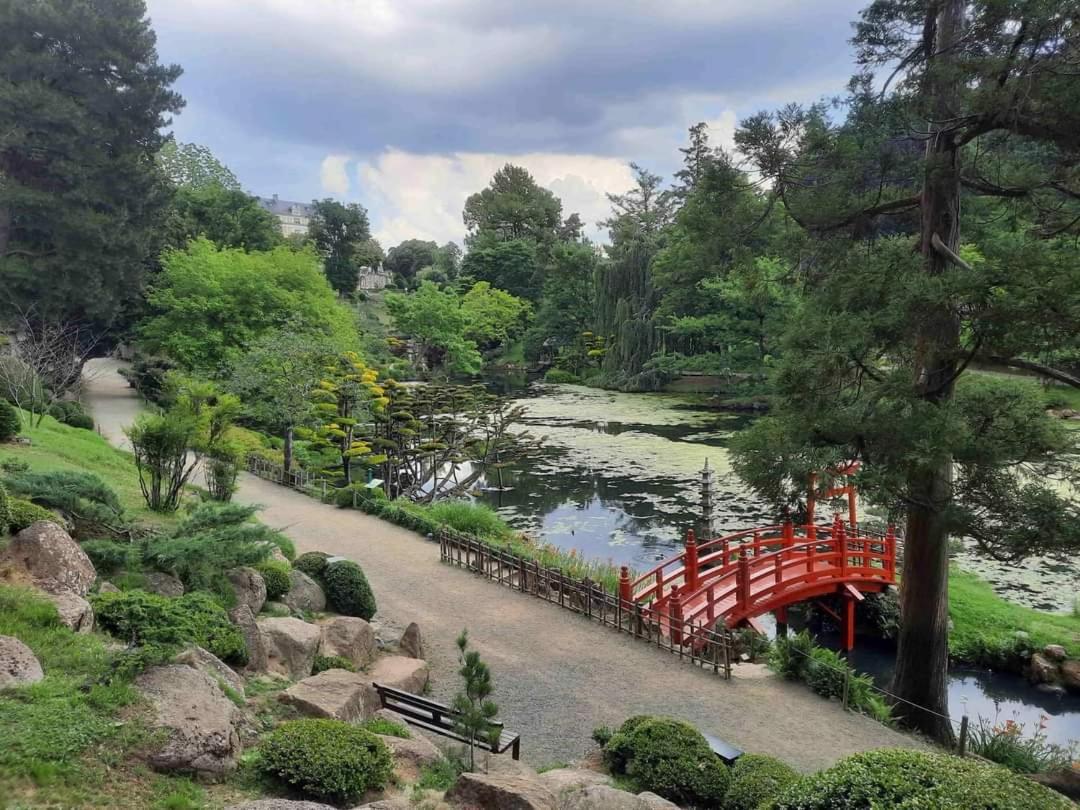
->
323;559;376;620
256;561;291;601
603;716;729;807
91;589;247;667
293;551;331;580
258;718;393;804
724;753;800;810
0;399;19;441
313;654;356;674
7;498;60;532
770;749;1073;809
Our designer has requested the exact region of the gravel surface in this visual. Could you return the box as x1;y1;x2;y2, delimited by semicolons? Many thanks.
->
84;359;927;772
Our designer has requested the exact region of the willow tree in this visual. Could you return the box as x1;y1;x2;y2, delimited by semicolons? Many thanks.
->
733;0;1080;741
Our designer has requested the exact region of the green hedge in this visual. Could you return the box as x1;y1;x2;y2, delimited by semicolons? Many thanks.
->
256;560;291;601
323;560;376;620
293;551;331;580
258;718;393;804
769;749;1073;809
7;498;60;532
724;753;799;810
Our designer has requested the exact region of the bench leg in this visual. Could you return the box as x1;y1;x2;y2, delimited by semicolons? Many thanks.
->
512;738;520;761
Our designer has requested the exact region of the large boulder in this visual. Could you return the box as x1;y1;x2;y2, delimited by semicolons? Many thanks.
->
377;732;444;782
43;590;94;633
560;785;651;810
227;567;267;614
319;616;376;669
282;569;326;613
1;522;95;595
226;802;337;810
1043;644;1068;662
144;571;185;598
0;635;44;689
135;664;242;775
539;768;610;797
175;645;245;694
229;604;268;674
446;773;557;810
258;616;321;679
368;655;429;694
636;792;680;810
1062;659;1080;693
278;669;378;721
399;622;424;659
1028;652;1058;685
1030;767;1080;801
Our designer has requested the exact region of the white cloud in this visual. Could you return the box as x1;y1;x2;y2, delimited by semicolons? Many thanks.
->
356;149;637;246
320;154;352;196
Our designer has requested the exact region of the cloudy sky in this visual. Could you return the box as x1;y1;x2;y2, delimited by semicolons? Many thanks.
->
146;0;865;246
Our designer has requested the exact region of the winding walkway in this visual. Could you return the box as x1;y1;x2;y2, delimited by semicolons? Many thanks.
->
84;358;924;771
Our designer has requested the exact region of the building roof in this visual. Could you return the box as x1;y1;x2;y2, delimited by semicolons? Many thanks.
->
256;195;315;217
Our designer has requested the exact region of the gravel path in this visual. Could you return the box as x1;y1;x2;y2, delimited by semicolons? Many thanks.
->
84;359;926;771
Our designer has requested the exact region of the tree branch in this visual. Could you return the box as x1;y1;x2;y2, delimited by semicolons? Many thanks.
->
979;355;1080;389
930;232;974;272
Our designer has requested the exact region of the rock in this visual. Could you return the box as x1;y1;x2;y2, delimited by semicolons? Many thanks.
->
98;581;120;594
0;635;44;689
263;600;291;616
560;785;651;810
1;522;95;596
354;801;412;810
144;571;185;598
258;616;321;679
378;733;445;782
175;645;245;694
1028;652;1058;685
636;792;680;809
283;568;326;613
1030;767;1080;801
268;546;289;564
135;664;241;775
279;668;378;721
228;803;335;810
43;590;94;633
229;604;268;673
1062;659;1080;693
319;616;377;669
482;753;538;778
227;567;267;614
446;773;557;810
368;655;429;694
1044;644;1068;662
1035;682;1067;696
398;622;424;659
538;768;610;797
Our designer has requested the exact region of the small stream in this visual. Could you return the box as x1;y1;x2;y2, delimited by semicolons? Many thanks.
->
472;378;1080;745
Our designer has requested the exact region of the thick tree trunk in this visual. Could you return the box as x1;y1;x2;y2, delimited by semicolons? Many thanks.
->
283;427;293;472
891;0;964;745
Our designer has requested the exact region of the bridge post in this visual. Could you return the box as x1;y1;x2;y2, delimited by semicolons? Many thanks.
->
669;592;684;647
837;518;848;577
618;566;632;606
782;518;794;548
700;460;715;537
847;483;857;529
841;593;856;652
737;556;751;613
685;529;699;591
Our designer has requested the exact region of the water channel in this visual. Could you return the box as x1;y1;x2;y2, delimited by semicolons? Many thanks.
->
473;380;1080;746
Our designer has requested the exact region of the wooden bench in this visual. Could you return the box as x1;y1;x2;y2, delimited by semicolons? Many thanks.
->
373;683;521;760
701;732;743;766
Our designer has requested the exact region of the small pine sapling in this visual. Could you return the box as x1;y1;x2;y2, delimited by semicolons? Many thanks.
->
452;629;500;770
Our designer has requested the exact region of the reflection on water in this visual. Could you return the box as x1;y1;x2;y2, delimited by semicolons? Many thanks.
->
474;382;773;570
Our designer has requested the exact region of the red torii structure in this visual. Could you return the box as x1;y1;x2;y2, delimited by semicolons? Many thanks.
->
617;464;899;651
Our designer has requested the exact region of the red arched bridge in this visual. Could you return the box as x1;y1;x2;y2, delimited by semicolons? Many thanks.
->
615;468;900;651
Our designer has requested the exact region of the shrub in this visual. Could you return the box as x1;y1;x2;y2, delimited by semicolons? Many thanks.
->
603;716;729;807
724;754;800;810
257;561;292;601
82;538;142;574
323;560;376;619
969;716;1077;774
294;551;331;580
7;498;60;532
48;401;94;430
360;716;410;738
770;749;1073;809
91;589;247;668
0;481;10;534
544;368;582;384
0;399;20;441
312;654;356;674
126;410;200;512
591;726;615;748
258;718;393;804
415;499;512;540
1;469;124;538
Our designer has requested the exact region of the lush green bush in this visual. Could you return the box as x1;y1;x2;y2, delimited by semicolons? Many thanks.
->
0;481;10;535
82;538;141;574
91;589;247;669
323;560;376;620
724;754;799;810
257;561;292;601
1;469;124;538
258;718;393;804
47;401;94;431
293;551;331;580
769;749;1073;809
969;716;1077;774
602;716;729;807
312;654;355;674
7;498;60;532
360;716;411;738
0;399;20;442
544;368;582;384
410;499;512;540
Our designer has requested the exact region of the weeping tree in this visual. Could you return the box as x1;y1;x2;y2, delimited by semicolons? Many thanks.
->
733;0;1080;742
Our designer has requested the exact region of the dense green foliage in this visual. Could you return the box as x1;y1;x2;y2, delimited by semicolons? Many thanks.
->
309;199;372;296
293;551;331;580
0;399;21;441
167;183;282;252
47;401;94;431
1;469;124;538
602;716;730;807
258;719;393;804
359;716;410;738
158;140;240;191
256;560;291;602
6;497;58;532
322;559;376;619
312;654;356;674
452;629;500;770
385;282;483;374
968;716;1077;775
769;749;1073;809
724;753;799;810
0;481;9;534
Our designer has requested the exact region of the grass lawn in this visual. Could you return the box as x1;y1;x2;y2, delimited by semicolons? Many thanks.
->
950;568;1080;661
1;409;177;528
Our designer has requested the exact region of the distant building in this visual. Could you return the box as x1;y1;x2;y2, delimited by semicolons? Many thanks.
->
358;266;392;291
257;195;314;238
